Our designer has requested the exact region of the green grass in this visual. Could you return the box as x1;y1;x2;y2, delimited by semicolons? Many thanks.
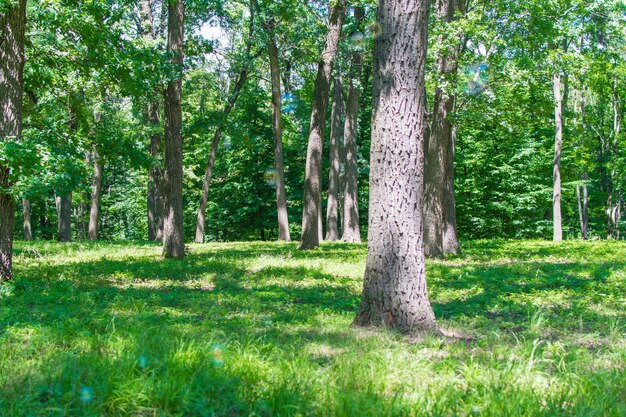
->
0;240;624;416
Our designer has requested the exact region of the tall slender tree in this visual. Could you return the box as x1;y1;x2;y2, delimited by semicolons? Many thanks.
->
341;6;365;244
266;19;291;241
22;198;32;240
354;0;437;332
195;0;256;243
299;0;346;250
162;0;186;258
553;70;564;242
325;74;344;241
88;148;103;240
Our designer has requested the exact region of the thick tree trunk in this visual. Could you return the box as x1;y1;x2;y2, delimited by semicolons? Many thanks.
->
424;0;463;258
58;192;73;242
299;0;346;250
147;101;162;241
0;0;26;281
162;0;186;259
22;198;32;240
325;74;344;241
354;0;437;333
341;7;364;244
267;28;291;242
553;71;563;242
88;149;104;240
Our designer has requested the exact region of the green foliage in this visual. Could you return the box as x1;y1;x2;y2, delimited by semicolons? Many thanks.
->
1;240;624;415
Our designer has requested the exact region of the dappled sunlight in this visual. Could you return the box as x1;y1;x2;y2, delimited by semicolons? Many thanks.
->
0;240;624;415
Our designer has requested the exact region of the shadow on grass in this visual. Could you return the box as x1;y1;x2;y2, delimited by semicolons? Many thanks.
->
1;241;624;415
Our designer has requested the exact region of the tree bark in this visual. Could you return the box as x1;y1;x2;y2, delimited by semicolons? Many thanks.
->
552;71;563;242
195;1;256;243
0;0;26;281
341;8;365;244
424;0;463;257
194;68;249;243
354;0;437;333
443;124;461;253
88;148;103;240
325;74;344;241
22;198;32;240
58;192;73;242
298;0;346;250
576;172;588;240
162;0;186;258
147;101;162;241
267;27;291;242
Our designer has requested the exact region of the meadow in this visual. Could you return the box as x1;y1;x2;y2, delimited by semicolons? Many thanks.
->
0;240;624;416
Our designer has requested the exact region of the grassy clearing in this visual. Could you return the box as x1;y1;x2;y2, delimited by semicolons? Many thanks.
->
0;240;624;416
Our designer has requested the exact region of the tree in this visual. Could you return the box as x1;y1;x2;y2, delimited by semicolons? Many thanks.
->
354;0;437;332
341;6;365;243
22;198;32;240
325;74;344;241
266;19;291;242
0;0;27;281
298;0;346;250
162;0;186;258
88;147;103;240
553;70;564;241
194;0;257;243
423;0;465;257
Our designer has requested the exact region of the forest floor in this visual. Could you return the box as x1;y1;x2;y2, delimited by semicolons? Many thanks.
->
0;240;624;416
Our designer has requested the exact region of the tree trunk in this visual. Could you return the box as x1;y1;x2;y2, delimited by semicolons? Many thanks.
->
298;0;346;250
88;149;104;240
354;0;437;333
22;198;32;240
575;172;588;240
194;68;249;243
325;74;344;241
552;71;563;242
162;0;186;259
58;192;73;242
0;0;26;281
341;9;364;244
147;101;162;241
424;0;463;258
267;27;291;242
443;125;461;254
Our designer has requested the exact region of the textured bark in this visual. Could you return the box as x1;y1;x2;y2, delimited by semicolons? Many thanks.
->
88;149;103;240
0;0;26;281
162;0;185;258
354;0;437;333
58;192;73;242
552;72;563;242
424;0;462;258
22;198;32;240
325;74;344;241
147;101;162;241
342;8;365;243
299;0;346;250
267;28;291;242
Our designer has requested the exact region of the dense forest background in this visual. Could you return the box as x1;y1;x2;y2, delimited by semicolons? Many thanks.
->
7;0;626;242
